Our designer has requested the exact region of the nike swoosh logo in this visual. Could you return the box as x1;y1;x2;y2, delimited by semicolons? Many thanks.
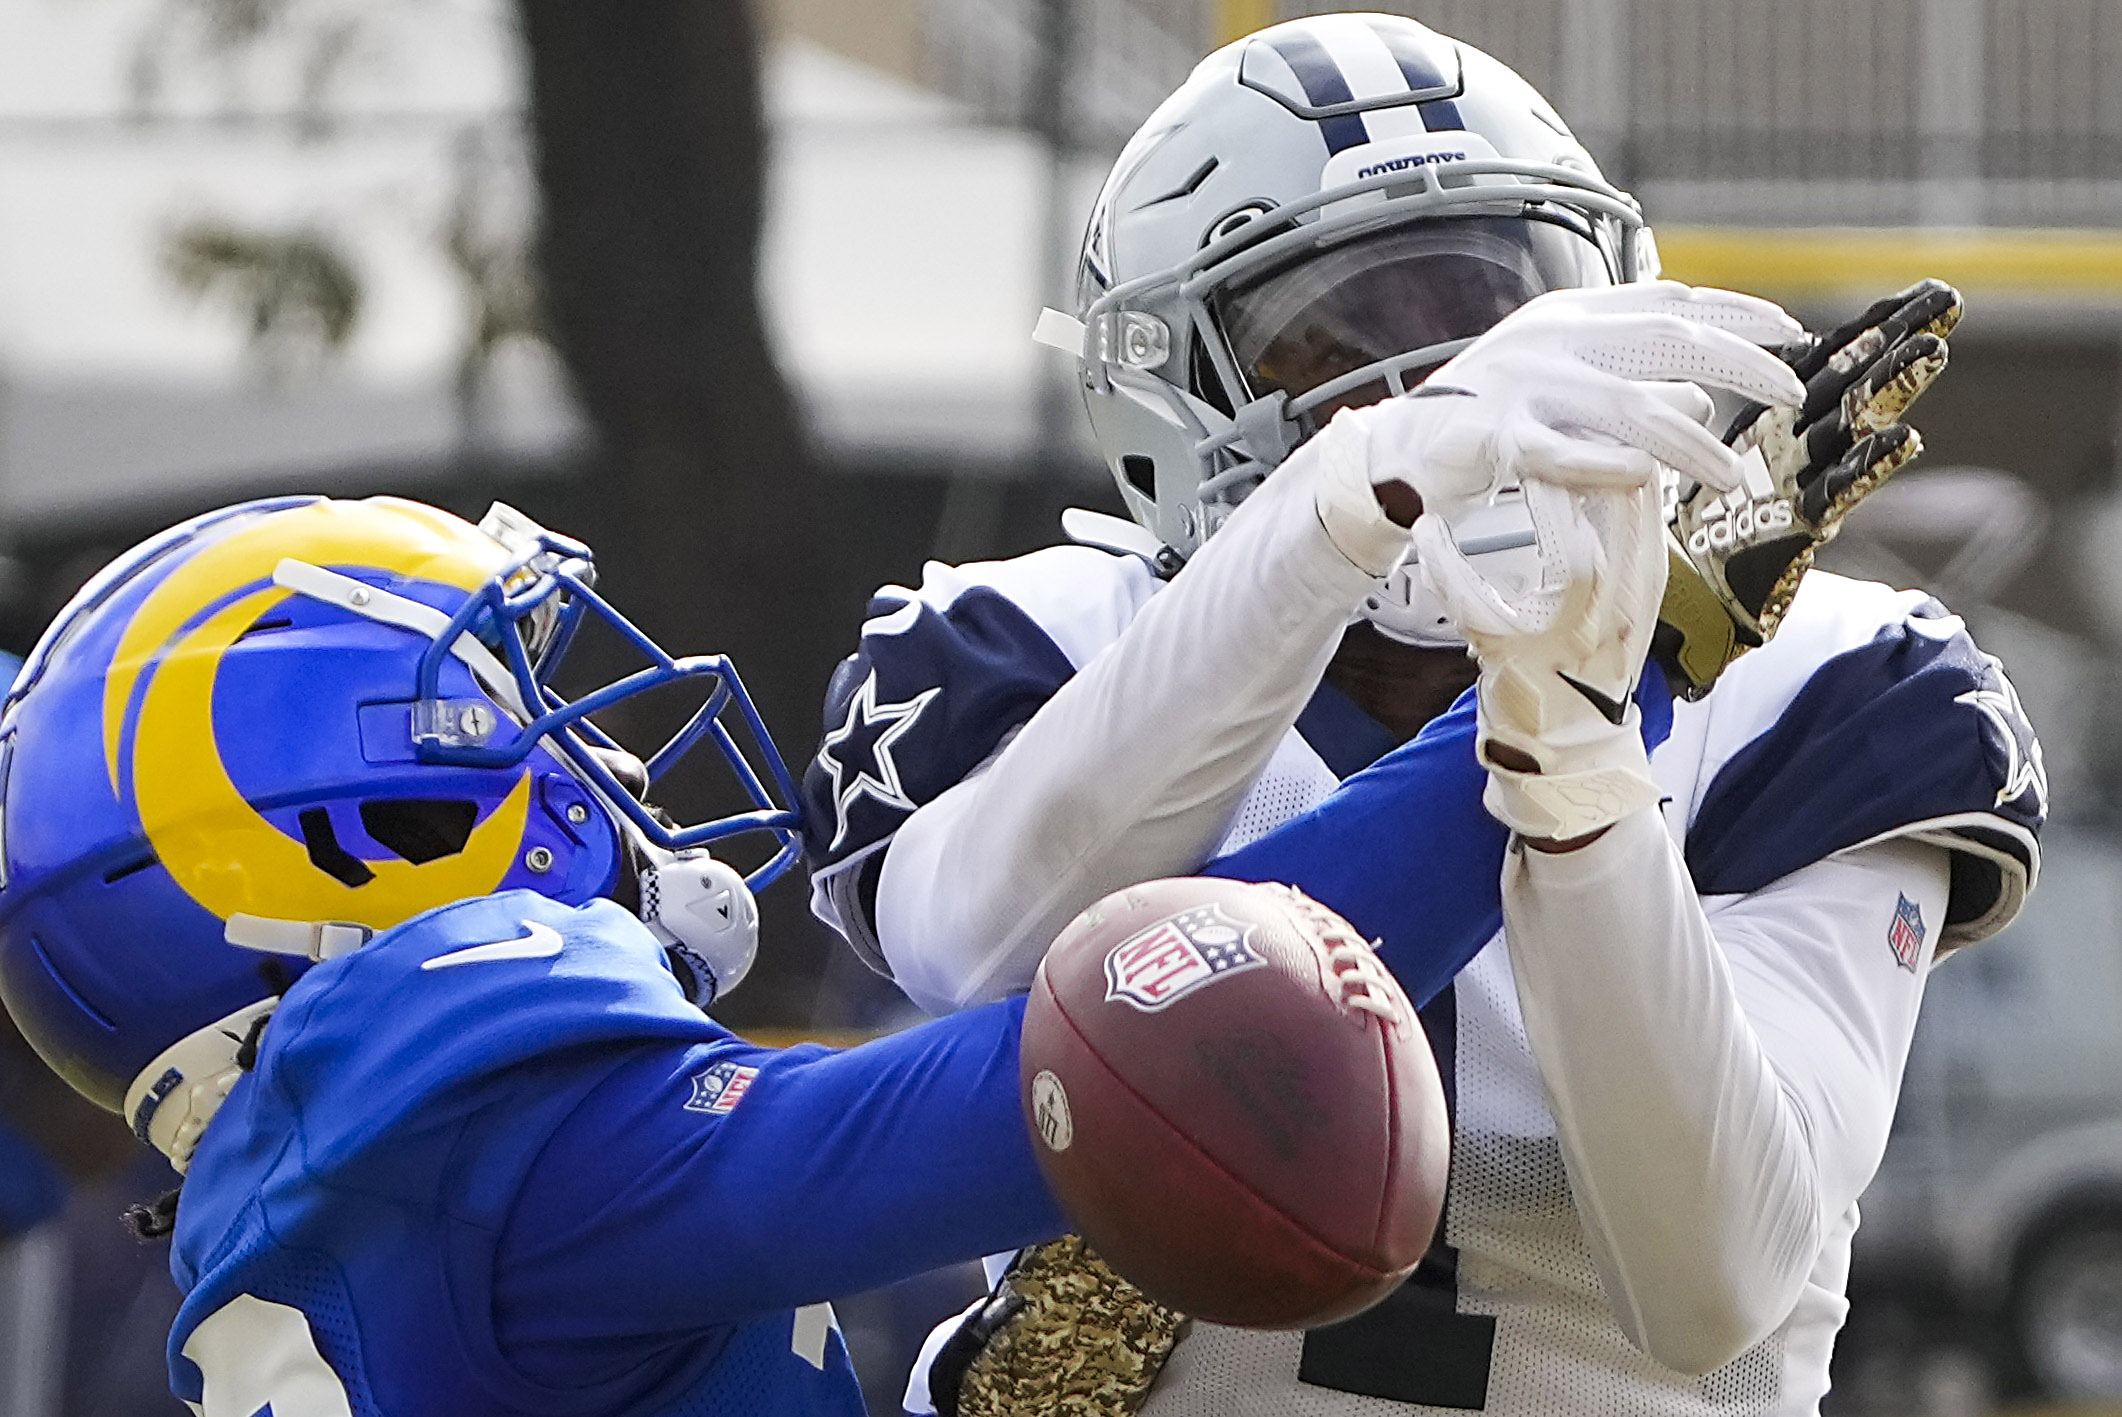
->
421;920;564;971
1559;673;1631;727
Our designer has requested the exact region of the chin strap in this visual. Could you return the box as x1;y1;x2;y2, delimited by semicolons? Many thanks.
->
124;998;279;1174
224;914;372;960
122;917;372;1175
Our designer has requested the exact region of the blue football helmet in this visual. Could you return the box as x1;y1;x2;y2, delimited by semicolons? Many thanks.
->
0;495;800;1112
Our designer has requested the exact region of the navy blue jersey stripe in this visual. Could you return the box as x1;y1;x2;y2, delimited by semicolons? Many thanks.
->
1684;613;2043;917
1420;99;1465;132
801;586;1078;871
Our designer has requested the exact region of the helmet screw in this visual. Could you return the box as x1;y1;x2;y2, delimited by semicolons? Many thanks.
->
525;846;555;873
348;588;371;607
458;703;495;738
565;803;590;825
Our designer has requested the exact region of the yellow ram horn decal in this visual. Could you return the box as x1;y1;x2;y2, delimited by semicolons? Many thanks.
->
104;500;530;927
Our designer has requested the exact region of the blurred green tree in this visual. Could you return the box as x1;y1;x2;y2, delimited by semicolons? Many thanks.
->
162;220;362;378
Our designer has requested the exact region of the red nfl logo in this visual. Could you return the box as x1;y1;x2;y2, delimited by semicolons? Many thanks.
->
1103;906;1264;1012
714;1067;757;1113
685;1061;760;1114
1887;893;1926;971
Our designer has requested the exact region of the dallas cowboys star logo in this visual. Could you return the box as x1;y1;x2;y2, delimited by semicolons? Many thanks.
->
815;670;940;849
1957;663;2047;813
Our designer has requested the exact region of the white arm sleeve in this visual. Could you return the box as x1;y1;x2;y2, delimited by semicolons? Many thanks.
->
1501;809;1949;1375
876;424;1410;1015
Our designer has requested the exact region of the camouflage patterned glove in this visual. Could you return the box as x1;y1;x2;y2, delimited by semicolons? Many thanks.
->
931;1235;1189;1417
1658;279;1963;695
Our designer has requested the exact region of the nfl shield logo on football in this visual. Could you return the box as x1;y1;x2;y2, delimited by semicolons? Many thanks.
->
1887;893;1927;972
1104;905;1266;1012
684;1060;759;1115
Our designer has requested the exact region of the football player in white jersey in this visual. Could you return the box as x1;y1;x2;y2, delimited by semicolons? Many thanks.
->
798;15;2041;1417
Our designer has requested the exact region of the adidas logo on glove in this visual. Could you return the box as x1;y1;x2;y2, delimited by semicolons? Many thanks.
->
1686;487;1794;555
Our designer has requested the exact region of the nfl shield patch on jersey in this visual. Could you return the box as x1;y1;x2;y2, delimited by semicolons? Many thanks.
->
1103;905;1265;1012
1888;893;1927;971
685;1061;759;1115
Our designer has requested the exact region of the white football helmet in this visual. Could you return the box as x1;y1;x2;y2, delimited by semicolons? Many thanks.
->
1064;13;1657;645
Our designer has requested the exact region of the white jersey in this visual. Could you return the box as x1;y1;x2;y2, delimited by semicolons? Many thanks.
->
797;463;2042;1417
1133;581;1998;1417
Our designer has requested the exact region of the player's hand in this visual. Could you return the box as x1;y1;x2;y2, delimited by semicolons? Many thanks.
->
1308;281;1805;572
1659;280;1961;694
1414;473;1670;844
928;1236;1186;1417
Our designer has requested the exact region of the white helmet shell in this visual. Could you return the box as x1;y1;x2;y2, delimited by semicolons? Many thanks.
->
1070;13;1655;642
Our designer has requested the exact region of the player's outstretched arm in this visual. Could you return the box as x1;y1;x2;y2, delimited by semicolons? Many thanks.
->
491;998;1066;1360
1502;815;1950;1374
1201;677;1670;1007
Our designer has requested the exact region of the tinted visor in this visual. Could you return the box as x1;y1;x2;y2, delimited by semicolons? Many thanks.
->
1217;216;1612;419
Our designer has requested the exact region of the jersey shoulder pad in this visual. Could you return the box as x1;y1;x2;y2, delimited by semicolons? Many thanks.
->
1675;573;2044;947
800;546;1157;881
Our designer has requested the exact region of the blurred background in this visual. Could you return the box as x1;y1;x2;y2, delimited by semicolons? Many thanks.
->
0;0;2117;1412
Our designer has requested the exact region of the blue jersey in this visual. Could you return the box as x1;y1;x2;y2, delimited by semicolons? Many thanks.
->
167;890;1063;1417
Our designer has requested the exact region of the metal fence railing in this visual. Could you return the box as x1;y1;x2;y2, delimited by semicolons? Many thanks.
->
917;0;1202;149
917;0;2122;226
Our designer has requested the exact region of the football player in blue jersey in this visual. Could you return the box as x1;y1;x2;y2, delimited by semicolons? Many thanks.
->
798;14;2043;1417
0;494;1160;1417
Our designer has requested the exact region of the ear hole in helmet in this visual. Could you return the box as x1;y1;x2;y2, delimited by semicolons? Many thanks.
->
1203;203;1272;248
1121;455;1157;500
298;808;374;887
102;853;156;884
360;799;478;865
237;616;293;640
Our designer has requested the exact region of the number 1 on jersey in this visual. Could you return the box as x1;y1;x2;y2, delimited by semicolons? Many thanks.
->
1300;988;1496;1409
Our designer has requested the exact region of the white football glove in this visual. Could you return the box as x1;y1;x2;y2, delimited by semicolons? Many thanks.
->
1416;478;1670;841
1310;282;1811;567
1405;285;1808;842
638;847;759;1008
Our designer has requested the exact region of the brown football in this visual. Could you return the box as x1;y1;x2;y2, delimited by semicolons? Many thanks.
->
1020;875;1447;1329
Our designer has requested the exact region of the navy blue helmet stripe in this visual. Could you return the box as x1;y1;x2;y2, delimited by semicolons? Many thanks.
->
1373;24;1455;95
1319;111;1371;153
1268;30;1357;107
1420;99;1466;132
1266;31;1372;152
